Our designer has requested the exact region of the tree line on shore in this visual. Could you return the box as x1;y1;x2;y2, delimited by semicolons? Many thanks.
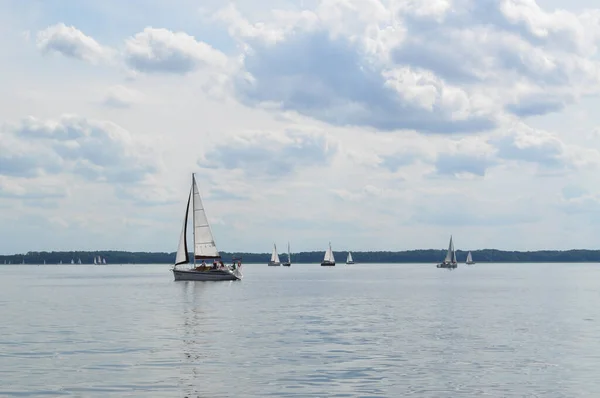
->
1;249;600;264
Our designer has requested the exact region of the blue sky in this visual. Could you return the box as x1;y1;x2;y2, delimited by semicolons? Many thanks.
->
2;0;600;254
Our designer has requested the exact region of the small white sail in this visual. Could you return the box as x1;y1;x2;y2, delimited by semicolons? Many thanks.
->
71;259;74;264
287;242;291;264
192;175;220;259
78;258;81;264
93;257;97;265
102;258;106;264
324;242;335;263
271;244;281;263
466;251;473;264
347;252;353;263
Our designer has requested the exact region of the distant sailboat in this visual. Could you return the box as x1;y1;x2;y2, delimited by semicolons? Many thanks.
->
171;173;242;281
102;258;106;264
268;243;281;266
282;242;291;267
466;251;475;265
77;258;82;264
437;235;458;269
321;242;336;266
71;259;74;264
346;252;354;265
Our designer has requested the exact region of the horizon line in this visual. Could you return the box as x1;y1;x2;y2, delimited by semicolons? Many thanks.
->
2;248;600;256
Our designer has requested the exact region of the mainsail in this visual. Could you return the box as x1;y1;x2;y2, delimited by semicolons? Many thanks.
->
271;244;280;263
287;242;291;264
324;242;335;263
347;252;353;262
192;175;220;259
444;236;457;263
466;251;473;263
175;174;220;266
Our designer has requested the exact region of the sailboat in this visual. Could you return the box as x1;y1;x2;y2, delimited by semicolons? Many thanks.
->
466;251;475;265
93;257;97;265
268;243;281;266
346;252;354;265
71;259;74;264
172;174;242;281
437;235;458;269
102;258;107;264
77;258;82;264
282;242;291;267
321;242;336;266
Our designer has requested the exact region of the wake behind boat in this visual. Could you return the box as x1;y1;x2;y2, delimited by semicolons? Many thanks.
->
172;174;242;281
437;235;458;269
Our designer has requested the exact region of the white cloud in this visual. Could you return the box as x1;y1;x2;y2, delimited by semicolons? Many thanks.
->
123;27;229;74
102;85;142;108
197;129;337;178
1;115;159;184
36;23;114;64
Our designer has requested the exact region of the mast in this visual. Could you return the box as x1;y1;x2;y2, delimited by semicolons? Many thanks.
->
192;173;196;267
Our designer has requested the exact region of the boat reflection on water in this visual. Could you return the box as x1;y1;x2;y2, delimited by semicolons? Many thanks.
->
177;281;235;397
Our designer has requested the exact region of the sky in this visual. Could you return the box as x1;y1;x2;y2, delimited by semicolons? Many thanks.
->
2;0;600;254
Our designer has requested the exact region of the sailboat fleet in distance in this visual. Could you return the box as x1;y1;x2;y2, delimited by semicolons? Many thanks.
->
169;173;477;281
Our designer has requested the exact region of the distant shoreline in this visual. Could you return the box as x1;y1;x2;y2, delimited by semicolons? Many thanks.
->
1;249;599;264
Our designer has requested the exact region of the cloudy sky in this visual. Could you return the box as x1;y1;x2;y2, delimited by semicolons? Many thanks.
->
2;0;600;254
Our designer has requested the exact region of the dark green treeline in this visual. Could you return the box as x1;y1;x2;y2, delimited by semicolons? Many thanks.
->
1;249;600;264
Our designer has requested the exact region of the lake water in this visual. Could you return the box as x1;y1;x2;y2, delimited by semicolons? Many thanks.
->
1;263;600;397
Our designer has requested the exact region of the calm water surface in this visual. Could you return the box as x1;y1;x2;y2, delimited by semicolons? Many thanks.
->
1;263;600;397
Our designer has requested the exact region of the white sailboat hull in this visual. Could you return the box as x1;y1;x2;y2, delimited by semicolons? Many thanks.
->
268;261;281;266
172;268;242;281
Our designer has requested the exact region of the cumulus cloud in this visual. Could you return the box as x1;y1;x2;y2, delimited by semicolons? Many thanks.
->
36;23;113;64
0;176;66;200
1;115;159;184
207;0;600;133
197;129;337;177
491;123;600;171
123;27;229;74
102;85;142;108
